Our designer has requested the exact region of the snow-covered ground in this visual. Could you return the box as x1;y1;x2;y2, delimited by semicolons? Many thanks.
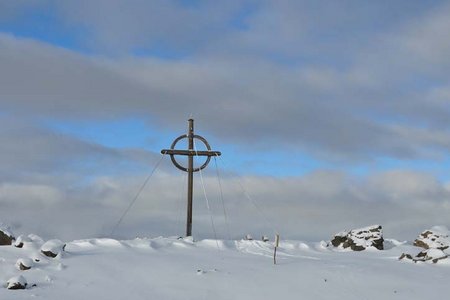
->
1;235;449;299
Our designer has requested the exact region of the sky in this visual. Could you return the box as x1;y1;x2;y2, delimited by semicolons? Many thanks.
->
0;0;449;242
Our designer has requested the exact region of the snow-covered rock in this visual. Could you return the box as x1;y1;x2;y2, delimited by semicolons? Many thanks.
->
330;225;384;251
0;223;15;246
244;234;253;241
14;235;32;248
413;226;450;250
16;258;34;270
399;226;450;264
399;248;449;264
41;239;66;258
6;275;27;290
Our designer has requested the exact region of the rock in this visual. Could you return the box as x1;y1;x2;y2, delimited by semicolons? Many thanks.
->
6;275;27;290
14;235;32;248
41;239;66;258
399;227;450;264
244;234;253;241
0;223;15;246
16;258;34;271
399;253;413;260
331;234;347;247
413;228;450;250
330;225;384;251
399;248;448;264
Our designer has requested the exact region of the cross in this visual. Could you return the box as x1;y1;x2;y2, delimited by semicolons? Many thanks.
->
161;119;221;237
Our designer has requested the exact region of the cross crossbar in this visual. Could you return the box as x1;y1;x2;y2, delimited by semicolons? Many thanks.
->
161;149;221;156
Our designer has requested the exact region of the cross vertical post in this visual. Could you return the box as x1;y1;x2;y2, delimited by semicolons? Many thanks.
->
186;119;194;237
161;119;221;237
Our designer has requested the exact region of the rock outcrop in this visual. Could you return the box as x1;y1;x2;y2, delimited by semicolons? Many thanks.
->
399;226;450;264
399;248;448;263
330;225;384;251
0;224;15;246
413;228;449;250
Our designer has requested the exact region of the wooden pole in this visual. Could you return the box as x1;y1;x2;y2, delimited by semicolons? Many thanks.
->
274;234;280;265
186;119;194;237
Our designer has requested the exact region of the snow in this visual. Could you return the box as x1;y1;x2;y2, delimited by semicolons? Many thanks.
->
1;235;450;299
426;248;447;259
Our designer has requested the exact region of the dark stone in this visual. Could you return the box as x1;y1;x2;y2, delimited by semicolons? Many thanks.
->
350;244;365;251
331;235;347;247
420;230;433;238
7;282;27;290
372;238;384;251
19;262;31;271
40;239;66;258
6;276;27;290
14;235;31;248
0;229;14;246
399;253;413;260
413;240;429;249
41;250;58;258
416;251;427;258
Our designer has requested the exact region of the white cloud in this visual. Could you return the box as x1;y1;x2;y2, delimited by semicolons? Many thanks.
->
398;3;450;68
1;164;449;242
1;27;450;162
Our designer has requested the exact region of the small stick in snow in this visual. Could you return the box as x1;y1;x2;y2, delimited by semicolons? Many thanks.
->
274;234;280;265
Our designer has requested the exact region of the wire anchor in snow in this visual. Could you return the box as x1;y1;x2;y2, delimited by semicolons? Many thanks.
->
161;119;221;237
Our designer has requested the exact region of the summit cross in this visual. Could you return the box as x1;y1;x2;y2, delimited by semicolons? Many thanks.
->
161;119;221;237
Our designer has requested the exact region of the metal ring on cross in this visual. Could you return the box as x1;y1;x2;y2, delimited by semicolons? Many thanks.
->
169;134;212;172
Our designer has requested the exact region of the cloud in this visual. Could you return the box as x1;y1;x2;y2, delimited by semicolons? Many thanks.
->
2;24;450;163
0;33;156;119
48;0;250;54
396;2;450;68
0;117;164;183
365;170;447;203
1;167;449;241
